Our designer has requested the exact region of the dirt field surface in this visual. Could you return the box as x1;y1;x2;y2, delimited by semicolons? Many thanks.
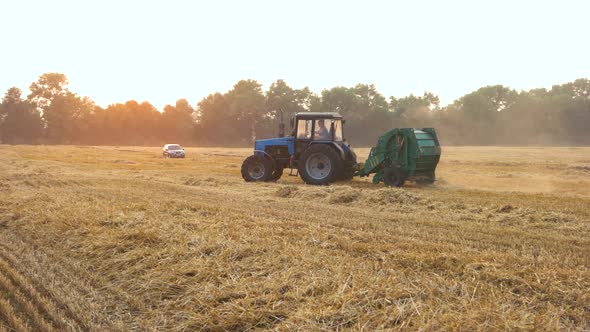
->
0;145;589;331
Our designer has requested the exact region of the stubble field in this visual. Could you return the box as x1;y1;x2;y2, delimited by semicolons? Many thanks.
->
0;145;589;331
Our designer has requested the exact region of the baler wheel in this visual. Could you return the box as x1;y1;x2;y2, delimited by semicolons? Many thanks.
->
383;167;406;187
417;171;435;184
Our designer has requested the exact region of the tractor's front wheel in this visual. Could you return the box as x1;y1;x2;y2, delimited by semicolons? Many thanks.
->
241;155;273;182
270;167;283;182
298;145;342;185
383;167;406;187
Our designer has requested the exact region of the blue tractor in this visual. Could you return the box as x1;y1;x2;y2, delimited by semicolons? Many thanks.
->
241;112;357;185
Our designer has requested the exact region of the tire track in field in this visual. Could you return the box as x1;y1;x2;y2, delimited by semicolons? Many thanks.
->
0;295;30;332
0;234;140;331
0;320;11;332
0;272;53;331
0;298;30;332
0;254;80;331
0;242;86;331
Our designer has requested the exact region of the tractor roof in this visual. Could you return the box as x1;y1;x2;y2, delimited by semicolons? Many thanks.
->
295;112;343;120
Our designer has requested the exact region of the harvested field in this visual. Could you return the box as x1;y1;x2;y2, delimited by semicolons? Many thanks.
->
0;145;589;330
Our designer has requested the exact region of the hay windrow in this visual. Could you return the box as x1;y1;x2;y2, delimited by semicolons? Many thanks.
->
119;229;163;246
297;187;329;200
183;176;221;187
363;188;421;206
0;180;10;191
540;212;575;223
112;159;136;164
327;187;361;204
497;204;516;213
274;186;298;198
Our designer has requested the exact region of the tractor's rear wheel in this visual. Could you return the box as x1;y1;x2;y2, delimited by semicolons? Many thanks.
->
241;155;273;182
298;145;342;185
383;167;406;187
339;162;356;181
338;149;357;181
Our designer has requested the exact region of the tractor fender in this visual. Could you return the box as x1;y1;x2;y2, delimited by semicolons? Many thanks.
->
253;150;276;163
309;142;346;160
341;143;357;163
253;149;282;171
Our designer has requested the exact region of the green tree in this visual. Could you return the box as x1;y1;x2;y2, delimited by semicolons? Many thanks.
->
351;84;390;144
226;80;266;143
43;92;95;143
266;80;317;113
82;105;108;145
320;84;390;144
445;85;517;144
547;79;590;145
354;84;389;114
28;73;69;109
99;100;161;145
196;93;234;145
161;99;196;143
102;103;127;144
263;80;316;137
0;87;43;144
27;73;97;144
389;92;440;127
321;87;359;118
124;100;161;145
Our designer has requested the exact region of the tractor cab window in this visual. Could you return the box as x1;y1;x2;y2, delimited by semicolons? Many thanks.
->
297;119;312;139
312;119;343;141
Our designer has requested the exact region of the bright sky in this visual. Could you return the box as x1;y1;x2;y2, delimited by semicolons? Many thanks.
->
1;0;588;110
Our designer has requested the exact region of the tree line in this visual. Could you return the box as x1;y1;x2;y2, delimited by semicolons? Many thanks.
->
1;73;589;146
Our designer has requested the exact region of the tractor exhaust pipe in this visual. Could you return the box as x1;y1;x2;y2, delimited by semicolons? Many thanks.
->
278;109;285;137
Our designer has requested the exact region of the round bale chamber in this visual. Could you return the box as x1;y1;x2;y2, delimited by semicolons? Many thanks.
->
411;128;441;181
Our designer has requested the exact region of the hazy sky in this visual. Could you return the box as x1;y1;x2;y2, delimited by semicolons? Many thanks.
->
1;0;588;110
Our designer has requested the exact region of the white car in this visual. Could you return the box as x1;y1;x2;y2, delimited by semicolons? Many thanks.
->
163;144;185;158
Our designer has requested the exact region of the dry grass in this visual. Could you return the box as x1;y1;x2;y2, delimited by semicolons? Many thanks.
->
0;145;589;330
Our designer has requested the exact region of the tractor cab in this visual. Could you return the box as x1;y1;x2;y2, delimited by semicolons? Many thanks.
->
292;112;344;141
291;112;345;159
242;112;357;185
